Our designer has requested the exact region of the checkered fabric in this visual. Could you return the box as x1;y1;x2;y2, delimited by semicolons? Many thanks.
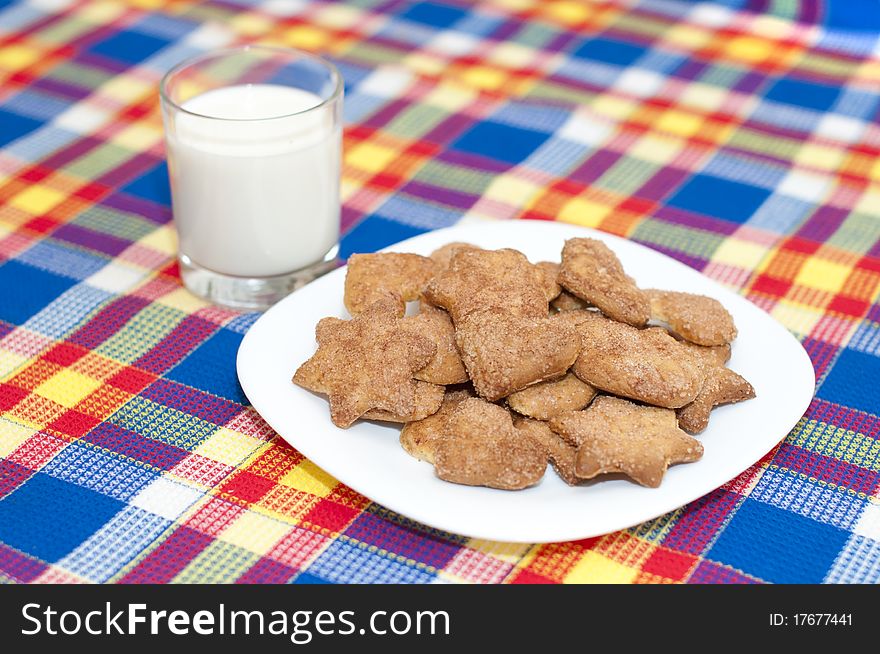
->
1;0;879;585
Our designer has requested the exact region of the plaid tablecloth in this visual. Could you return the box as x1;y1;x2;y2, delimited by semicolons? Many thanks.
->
1;0;879;585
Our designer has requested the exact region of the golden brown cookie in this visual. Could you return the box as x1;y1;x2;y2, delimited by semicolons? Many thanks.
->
572;312;705;408
507;373;596;420
549;396;703;488
363;381;445;423
679;340;732;367
550;307;599;329
551;291;589;312
434;398;547;490
424;248;548;323
647;289;737;346
407;302;469;385
456;309;581;401
677;366;755;434
558;238;650;326
514;417;580;485
293;297;437;428
344;253;436;316
429;242;481;271
399;387;474;462
535;261;562;301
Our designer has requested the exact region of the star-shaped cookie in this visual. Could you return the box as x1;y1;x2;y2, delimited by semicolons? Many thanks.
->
549;396;703;488
673;340;753;433
677;366;755;434
293;296;440;428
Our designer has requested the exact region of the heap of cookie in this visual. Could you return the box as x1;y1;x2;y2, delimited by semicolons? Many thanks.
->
293;238;755;490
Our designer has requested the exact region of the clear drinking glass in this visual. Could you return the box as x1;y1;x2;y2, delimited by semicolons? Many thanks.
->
160;45;343;310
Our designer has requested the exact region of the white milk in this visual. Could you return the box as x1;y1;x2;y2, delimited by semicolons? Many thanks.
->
165;84;340;277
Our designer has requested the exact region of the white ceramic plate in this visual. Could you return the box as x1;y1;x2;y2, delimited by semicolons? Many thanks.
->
237;221;815;543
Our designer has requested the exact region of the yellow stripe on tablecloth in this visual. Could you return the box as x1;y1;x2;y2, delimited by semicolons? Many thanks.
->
137;224;177;255
156;288;213;313
423;81;478;112
712;238;771;271
544;1;591;24
0;417;36;457
628;133;683;165
347;142;399;173
194;428;265;468
8;187;66;215
0;350;30;381
564;551;639;584
34;369;102;409
280;460;338;498
558;197;613;228
0;45;43;70
795;258;853;294
483;175;542;208
282;25;328;50
769;300;826;338
664;24;713;49
459;65;509;92
218;510;293;556
112;124;164;151
467;539;532;564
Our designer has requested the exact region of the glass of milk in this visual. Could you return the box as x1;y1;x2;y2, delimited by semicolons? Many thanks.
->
160;46;342;310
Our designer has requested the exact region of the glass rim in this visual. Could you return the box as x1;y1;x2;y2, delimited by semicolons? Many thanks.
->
159;44;343;123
